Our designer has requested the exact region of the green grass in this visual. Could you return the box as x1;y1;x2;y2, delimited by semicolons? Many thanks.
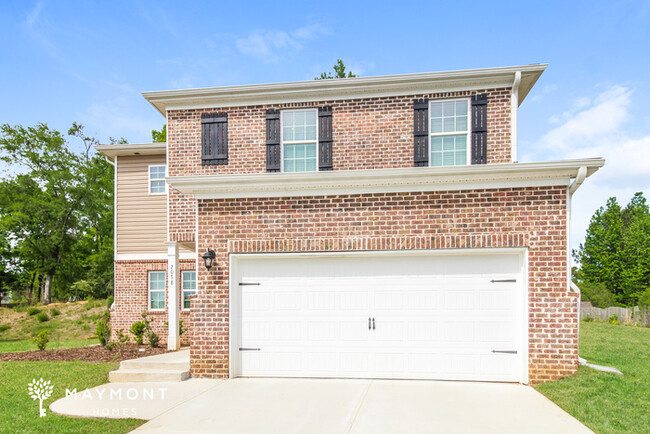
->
0;361;144;433
0;338;97;354
536;322;650;433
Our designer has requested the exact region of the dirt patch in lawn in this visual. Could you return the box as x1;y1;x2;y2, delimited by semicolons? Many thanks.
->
0;344;168;362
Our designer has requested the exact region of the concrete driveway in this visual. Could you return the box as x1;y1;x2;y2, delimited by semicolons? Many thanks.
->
133;378;591;434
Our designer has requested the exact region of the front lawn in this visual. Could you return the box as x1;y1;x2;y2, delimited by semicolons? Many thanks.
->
0;338;96;354
0;361;144;433
536;321;650;433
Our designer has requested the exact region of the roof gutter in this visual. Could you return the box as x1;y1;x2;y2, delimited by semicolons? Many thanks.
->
511;71;521;163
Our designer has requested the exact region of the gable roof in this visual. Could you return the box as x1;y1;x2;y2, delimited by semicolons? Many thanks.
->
142;64;547;115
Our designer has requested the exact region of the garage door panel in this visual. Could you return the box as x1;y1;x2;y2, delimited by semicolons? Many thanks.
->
236;252;524;382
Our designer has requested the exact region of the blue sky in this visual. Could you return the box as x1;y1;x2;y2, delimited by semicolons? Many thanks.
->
1;0;649;251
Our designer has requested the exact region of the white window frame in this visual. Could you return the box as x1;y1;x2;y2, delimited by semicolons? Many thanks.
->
181;270;196;311
148;271;166;311
429;98;471;167
148;165;167;195
280;108;319;173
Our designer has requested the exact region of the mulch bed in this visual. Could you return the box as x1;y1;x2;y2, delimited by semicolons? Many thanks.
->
0;344;169;362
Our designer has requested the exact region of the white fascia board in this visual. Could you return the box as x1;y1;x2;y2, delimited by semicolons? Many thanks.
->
94;143;166;158
143;64;547;115
116;252;195;261
166;158;604;200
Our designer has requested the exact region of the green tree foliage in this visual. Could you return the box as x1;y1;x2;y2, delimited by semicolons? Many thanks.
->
152;125;166;142
575;193;650;305
0;122;114;304
315;59;357;80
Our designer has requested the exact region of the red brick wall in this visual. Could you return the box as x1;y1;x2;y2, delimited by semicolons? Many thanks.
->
166;88;512;178
190;186;576;385
112;259;196;346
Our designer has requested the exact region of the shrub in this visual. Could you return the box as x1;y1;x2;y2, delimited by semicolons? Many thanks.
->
36;312;49;322
32;330;50;350
27;307;39;316
164;320;187;336
0;324;10;332
147;331;160;348
106;295;114;309
130;321;146;345
608;313;619;325
579;281;616;308
50;308;61;316
95;310;111;346
582;316;594;322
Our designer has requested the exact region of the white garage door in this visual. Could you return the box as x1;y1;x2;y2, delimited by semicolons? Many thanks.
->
231;251;526;383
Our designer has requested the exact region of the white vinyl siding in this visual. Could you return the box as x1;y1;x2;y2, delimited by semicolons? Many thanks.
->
430;99;469;167
282;109;318;172
149;271;166;310
149;165;166;194
182;271;196;310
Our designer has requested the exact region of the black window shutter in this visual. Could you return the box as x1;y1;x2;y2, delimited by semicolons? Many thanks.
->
201;113;228;165
471;94;488;164
266;109;281;172
413;99;429;167
318;106;333;171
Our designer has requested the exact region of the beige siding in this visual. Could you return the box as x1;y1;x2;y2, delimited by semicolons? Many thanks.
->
116;155;168;255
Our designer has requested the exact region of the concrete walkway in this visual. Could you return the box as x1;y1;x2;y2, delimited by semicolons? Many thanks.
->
118;378;590;433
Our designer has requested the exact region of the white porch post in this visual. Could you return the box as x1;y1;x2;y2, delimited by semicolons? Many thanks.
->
166;241;180;350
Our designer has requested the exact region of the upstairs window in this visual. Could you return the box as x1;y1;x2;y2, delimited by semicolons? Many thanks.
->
149;165;166;194
429;99;469;167
282;109;318;172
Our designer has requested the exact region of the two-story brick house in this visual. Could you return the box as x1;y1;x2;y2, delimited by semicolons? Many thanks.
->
96;64;604;385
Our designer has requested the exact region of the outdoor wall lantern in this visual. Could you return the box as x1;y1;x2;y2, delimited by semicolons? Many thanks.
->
202;249;216;271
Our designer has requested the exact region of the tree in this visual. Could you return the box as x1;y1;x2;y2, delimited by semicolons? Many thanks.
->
315;59;357;80
0;123;114;304
152;125;166;142
575;193;650;305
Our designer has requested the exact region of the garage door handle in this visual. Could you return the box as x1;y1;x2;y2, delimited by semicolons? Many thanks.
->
239;348;261;351
368;317;371;330
490;279;517;283
492;350;517;354
372;318;375;330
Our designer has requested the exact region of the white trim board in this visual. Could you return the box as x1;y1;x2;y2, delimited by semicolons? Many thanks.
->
143;64;547;115
168;158;604;200
116;253;196;261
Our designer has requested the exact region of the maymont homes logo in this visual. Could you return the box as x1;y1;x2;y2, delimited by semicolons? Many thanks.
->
27;378;54;417
64;385;169;418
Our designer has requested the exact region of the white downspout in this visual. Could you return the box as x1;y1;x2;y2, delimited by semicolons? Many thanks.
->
104;156;115;166
510;71;521;163
568;166;587;361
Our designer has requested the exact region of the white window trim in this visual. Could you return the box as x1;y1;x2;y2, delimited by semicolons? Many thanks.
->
181;270;197;311
280;108;319;173
148;271;166;311
428;98;471;167
148;164;167;195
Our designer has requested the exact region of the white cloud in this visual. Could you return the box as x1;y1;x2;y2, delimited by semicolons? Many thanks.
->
522;85;650;252
26;1;43;27
235;25;330;62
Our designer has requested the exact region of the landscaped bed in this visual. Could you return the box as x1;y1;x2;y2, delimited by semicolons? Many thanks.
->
0;343;168;362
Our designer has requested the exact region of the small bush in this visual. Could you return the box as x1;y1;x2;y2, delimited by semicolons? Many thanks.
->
130;321;146;345
95;310;111;346
50;308;61;316
32;330;50;350
27;307;40;316
0;324;10;332
107;296;114;309
36;312;49;322
582;316;595;322
147;331;160;348
608;313;619;325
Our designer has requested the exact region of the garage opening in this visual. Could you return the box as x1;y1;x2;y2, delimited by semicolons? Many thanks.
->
230;250;527;383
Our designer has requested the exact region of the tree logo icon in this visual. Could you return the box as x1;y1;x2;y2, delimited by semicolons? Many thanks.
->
27;378;54;417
